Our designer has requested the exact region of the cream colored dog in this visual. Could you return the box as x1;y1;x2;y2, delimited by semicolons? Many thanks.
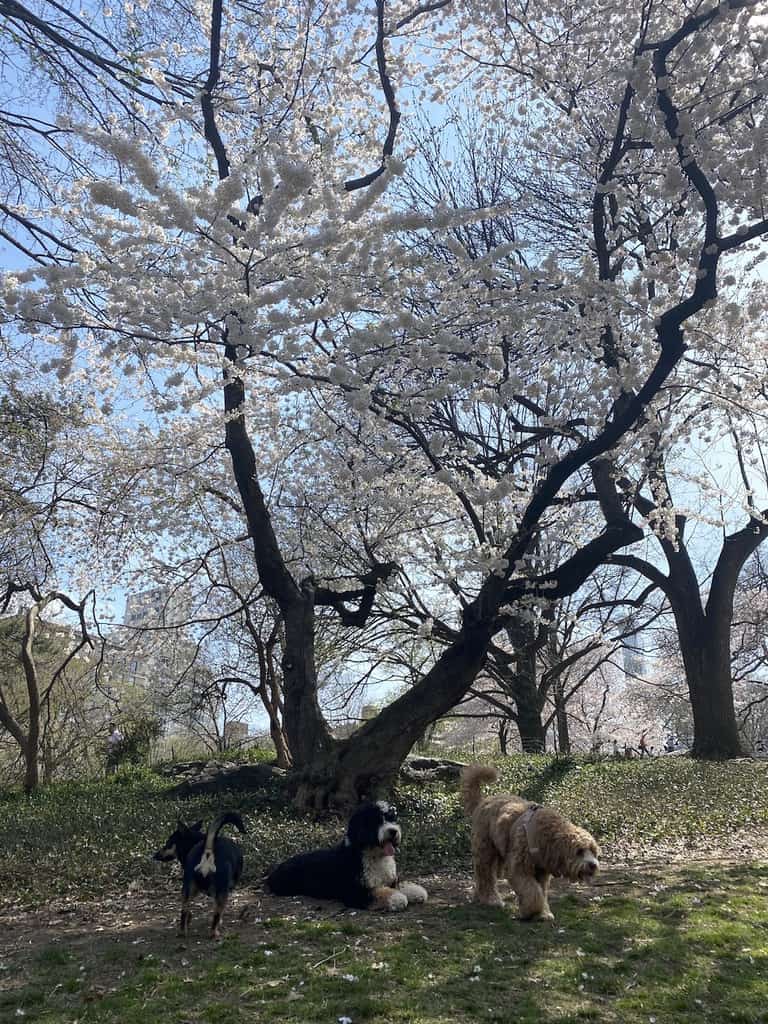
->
461;765;600;921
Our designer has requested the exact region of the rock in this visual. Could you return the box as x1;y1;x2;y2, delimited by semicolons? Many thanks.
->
159;754;467;798
398;756;466;784
162;762;287;798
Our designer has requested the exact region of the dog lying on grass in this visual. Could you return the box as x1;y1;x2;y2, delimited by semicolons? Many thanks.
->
154;812;246;938
462;765;600;921
266;800;428;911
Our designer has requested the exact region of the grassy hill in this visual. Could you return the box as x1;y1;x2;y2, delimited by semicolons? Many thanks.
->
1;754;767;908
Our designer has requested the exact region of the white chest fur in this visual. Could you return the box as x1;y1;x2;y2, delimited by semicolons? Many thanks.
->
362;849;397;889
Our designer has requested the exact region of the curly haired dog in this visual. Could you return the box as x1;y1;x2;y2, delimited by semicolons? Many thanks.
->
461;765;600;921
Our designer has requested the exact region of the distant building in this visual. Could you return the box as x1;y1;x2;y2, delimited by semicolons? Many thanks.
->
125;586;191;628
622;645;645;680
224;721;249;747
118;585;196;687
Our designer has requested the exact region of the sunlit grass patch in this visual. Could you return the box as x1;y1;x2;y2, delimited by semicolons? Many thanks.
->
3;863;768;1023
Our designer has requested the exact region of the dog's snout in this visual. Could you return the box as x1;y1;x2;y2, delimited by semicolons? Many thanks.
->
383;825;402;847
580;858;599;880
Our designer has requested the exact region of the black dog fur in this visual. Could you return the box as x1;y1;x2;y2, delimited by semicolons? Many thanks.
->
154;811;246;938
265;801;427;911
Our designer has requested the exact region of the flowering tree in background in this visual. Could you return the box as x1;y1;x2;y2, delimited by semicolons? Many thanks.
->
1;0;767;804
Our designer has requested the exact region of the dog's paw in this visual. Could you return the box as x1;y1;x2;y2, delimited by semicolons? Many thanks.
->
385;890;409;912
398;882;428;904
520;910;555;923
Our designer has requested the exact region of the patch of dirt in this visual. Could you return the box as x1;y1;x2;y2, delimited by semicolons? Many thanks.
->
0;872;469;967
606;826;768;865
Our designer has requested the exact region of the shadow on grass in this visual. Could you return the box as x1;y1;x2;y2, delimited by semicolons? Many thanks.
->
4;863;766;1024
517;755;581;805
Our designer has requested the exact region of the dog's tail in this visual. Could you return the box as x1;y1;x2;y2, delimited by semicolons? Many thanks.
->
196;812;246;877
461;764;498;817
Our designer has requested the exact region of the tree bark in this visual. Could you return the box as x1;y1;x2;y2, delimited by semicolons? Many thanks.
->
19;605;41;793
293;621;493;809
508;620;547;753
513;675;547;753
280;593;335;766
553;682;571;754
515;689;547;753
683;633;743;758
498;719;509;755
670;572;744;759
251;620;292;769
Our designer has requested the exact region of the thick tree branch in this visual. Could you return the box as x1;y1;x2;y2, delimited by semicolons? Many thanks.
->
313;561;399;627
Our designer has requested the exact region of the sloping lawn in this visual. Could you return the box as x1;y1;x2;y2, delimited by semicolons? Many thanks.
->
1;755;767;1022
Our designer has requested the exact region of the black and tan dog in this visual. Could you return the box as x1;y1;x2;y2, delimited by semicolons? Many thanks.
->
154;812;246;938
266;800;427;911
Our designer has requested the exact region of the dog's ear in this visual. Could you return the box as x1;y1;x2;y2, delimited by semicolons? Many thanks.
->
346;805;375;848
346;815;366;849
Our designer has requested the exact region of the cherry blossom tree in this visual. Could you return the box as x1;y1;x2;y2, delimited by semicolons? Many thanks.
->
606;292;768;756
1;0;767;805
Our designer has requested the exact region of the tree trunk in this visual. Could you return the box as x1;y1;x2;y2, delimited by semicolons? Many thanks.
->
292;622;493;810
617;496;768;761
270;721;292;770
554;687;571;755
667;553;744;759
280;594;335;767
516;680;547;754
505;619;547;753
498;720;509;755
20;605;41;794
23;739;39;794
680;623;742;758
253;626;292;769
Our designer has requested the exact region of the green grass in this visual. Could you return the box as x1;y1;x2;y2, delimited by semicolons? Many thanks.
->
1;755;767;1022
2;864;767;1023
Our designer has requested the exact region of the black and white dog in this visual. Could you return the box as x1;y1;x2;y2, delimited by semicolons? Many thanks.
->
266;801;428;911
154;812;246;938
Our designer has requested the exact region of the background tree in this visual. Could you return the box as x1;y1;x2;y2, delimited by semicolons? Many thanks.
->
732;552;768;747
0;584;95;791
609;411;768;757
